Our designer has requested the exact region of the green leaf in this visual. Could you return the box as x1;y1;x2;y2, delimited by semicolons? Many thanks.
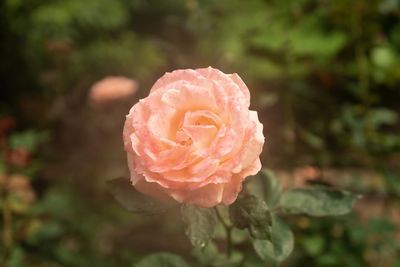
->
371;46;397;68
301;235;325;256
229;194;271;240
9;130;48;152
192;241;221;266
27;221;63;245
192;241;243;267
107;177;175;215
365;108;398;127
8;247;27;267
135;253;190;267
279;187;359;216
181;204;217;247
253;215;294;264
261;169;282;208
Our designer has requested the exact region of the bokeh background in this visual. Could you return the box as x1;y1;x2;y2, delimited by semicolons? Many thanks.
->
0;0;399;266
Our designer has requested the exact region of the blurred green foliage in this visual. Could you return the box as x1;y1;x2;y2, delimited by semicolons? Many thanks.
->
0;0;399;266
2;0;399;165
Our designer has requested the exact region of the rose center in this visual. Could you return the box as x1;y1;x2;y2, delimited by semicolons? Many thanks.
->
172;110;222;147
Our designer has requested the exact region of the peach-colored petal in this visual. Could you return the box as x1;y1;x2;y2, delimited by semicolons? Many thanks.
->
221;176;243;205
169;183;224;208
147;106;176;139
241;111;265;169
229;73;251;107
183;110;222;127
188;158;220;181
127;154;143;185
183;125;218;148
197;67;249;107
221;159;262;205
150;69;207;94
161;85;217;112
210;80;228;114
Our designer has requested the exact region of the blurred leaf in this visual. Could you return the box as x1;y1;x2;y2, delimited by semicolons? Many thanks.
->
261;169;282;208
301;235;325;256
192;241;244;267
253;215;294;264
31;187;75;218
107;177;175;215
290;28;346;58
366;217;396;233
317;253;340;266
9;130;48;152
55;246;86;267
70;33;165;79
31;0;128;38
192;241;220;266
371;46;397;68
229;194;271;240
365;108;398;127
300;130;324;149
27;221;63;245
383;169;400;195
241;255;265;267
279;187;359;216
8;247;27;267
379;0;400;13
181;204;216;247
135;253;190;267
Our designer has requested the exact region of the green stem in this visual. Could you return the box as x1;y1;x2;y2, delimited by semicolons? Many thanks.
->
214;206;233;258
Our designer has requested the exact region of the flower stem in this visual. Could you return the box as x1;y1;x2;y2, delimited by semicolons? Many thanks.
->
214;206;233;258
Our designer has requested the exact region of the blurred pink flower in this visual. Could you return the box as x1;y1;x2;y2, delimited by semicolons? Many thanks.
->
89;76;138;105
123;67;265;207
8;148;31;167
293;166;320;187
6;174;36;212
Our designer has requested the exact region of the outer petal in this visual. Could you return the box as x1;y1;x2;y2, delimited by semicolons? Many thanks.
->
229;73;251;107
150;69;210;94
240;111;265;170
161;85;218;112
169;183;224;208
221;158;262;205
197;67;249;106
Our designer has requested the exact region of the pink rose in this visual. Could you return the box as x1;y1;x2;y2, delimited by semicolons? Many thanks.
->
89;76;138;105
123;67;264;207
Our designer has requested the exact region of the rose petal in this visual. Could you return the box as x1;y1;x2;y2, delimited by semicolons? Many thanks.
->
169;183;224;208
241;111;264;169
221;158;262;205
161;85;217;112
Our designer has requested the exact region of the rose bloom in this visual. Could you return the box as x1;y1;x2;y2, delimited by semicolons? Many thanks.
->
89;76;138;105
123;67;264;207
